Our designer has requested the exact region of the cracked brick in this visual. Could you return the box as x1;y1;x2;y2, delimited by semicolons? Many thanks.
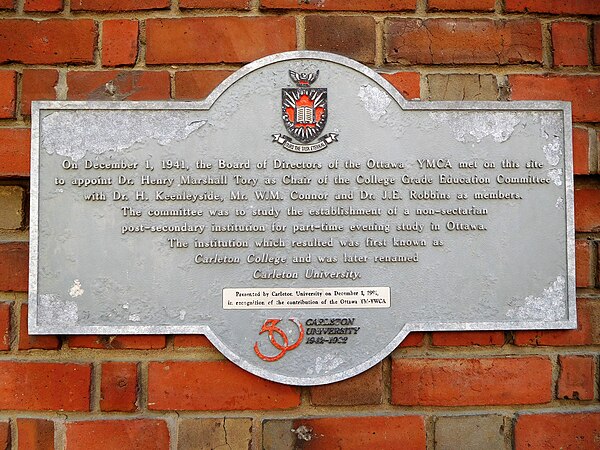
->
426;74;499;100
386;18;542;65
102;20;139;67
178;418;251;450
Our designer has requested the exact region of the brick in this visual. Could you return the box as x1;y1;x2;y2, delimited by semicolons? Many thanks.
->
67;335;104;349
552;22;588;67
180;0;250;8
148;361;300;410
310;363;383;406
595;23;600;65
0;1;13;9
434;415;505;450
146;17;296;64
426;74;498;101
24;0;62;12
400;331;425;347
392;357;552;406
17;419;54;450
71;0;169;11
21;69;58;116
380;72;420;99
513;298;599;346
178;418;251;450
175;70;234;100
0;242;28;292
573;127;590;175
0;303;9;351
0;71;16;119
100;362;138;412
576;240;592;287
0;19;96;65
67;71;170;101
173;335;215;348
68;335;166;349
515;413;600;449
0;422;9;449
432;331;505;346
0;362;90;410
305;16;376;64
506;0;600;15
107;335;165;349
0;186;23;230
66;420;169;450
575;189;600;232
102;20;139;67
428;0;494;11
509;75;600;122
386;19;542;65
260;0;415;11
288;416;426;450
0;128;30;177
598;133;600;174
557;355;595;400
597;246;600;287
262;420;295;450
19;304;60;350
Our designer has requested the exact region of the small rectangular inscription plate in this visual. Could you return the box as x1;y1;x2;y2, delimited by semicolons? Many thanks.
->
223;287;391;309
29;52;575;385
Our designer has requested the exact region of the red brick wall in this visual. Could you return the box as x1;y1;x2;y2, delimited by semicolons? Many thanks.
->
0;0;599;448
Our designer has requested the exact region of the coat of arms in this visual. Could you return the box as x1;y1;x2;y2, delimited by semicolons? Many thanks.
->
272;70;338;153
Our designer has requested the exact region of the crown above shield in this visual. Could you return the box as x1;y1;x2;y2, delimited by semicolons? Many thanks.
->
289;70;319;87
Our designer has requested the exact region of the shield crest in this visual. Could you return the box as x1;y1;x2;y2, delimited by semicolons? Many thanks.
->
282;71;327;144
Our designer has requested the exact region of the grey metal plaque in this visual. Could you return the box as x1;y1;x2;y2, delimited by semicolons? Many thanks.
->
29;51;575;385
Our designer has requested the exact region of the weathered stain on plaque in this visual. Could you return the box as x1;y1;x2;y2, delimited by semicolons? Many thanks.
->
29;51;575;385
42;111;206;161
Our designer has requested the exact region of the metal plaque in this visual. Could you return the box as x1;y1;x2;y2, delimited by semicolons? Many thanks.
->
30;51;575;385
